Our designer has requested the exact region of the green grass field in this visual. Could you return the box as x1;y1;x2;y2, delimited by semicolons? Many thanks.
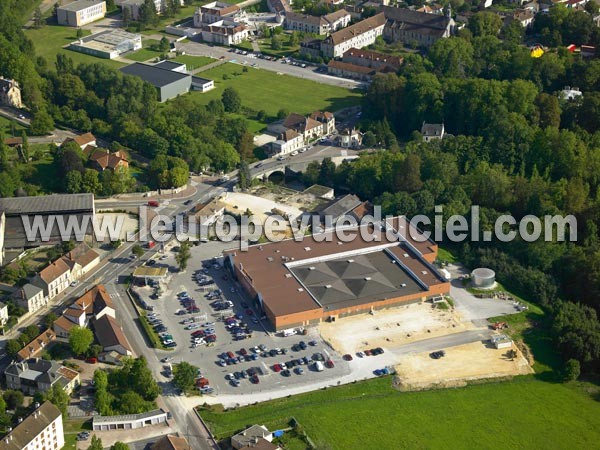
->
186;63;362;116
25;24;125;69
173;55;215;71
200;377;600;450
126;48;163;62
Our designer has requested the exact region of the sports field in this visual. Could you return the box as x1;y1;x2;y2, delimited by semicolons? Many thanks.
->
199;377;600;450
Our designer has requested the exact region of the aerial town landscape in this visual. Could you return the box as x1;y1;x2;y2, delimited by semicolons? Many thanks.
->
0;0;599;449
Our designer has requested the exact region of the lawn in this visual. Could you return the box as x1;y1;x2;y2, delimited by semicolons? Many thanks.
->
126;47;163;62
25;24;125;70
186;63;362;116
62;418;91;450
173;55;215;71
199;377;600;450
22;155;61;193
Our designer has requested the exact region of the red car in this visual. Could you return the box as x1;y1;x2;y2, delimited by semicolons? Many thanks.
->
343;354;353;361
226;351;235;359
250;375;259;384
273;364;282;372
196;377;209;388
191;330;205;337
365;349;373;356
85;357;97;364
325;359;335;368
239;348;248;355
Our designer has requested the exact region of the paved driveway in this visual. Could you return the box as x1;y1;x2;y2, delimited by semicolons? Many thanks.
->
446;263;519;323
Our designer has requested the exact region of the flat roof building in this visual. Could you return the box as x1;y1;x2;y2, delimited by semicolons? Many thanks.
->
57;0;106;27
224;216;449;330
0;193;94;251
69;29;142;59
120;62;192;102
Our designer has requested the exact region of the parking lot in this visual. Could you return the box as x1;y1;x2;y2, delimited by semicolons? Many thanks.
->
136;243;351;397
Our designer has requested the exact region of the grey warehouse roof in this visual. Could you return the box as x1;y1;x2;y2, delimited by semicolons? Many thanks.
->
0;193;94;215
120;62;190;88
59;0;105;12
153;60;184;71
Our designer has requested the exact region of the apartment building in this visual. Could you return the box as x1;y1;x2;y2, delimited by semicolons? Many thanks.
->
320;13;386;58
0;402;64;450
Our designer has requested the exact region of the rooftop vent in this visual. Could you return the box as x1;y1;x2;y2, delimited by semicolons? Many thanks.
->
267;257;274;262
325;284;332;289
285;273;292;278
276;249;281;253
309;266;315;270
364;277;372;281
304;247;311;251
347;259;354;263
421;270;428;275
337;242;343;245
403;253;409;257
298;288;304;292
401;283;407;287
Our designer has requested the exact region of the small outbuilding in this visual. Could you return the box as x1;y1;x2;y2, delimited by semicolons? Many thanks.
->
471;267;495;289
490;334;512;349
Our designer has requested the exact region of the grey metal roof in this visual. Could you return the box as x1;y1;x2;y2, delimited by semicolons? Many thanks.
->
153;60;185;71
59;0;105;12
120;63;190;88
21;283;44;299
93;409;166;424
291;250;423;310
192;76;213;85
0;193;94;215
320;194;362;221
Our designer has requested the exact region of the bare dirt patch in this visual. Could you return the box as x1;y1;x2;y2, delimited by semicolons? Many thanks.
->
319;302;473;355
95;212;138;242
393;342;533;391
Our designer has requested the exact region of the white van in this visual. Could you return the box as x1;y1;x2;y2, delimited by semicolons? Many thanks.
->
282;328;296;337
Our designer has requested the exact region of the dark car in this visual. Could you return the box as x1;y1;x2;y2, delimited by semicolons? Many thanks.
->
325;359;335;368
281;369;291;377
239;348;248;355
430;350;446;359
241;302;249;308
184;199;193;205
146;259;157;266
343;354;353;361
250;375;259;384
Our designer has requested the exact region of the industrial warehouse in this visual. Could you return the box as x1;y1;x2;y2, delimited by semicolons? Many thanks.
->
224;217;450;330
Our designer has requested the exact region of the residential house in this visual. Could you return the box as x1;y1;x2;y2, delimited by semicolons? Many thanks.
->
310;111;336;135
0;77;23;109
240;439;281;450
317;194;365;225
560;86;583;100
320;13;387;58
282;113;325;140
5;358;80;395
0;301;8;327
195;2;240;24
16;283;47;314
270;129;304;156
151;435;192;450
231;425;274;449
31;258;71;301
199;19;250;45
54;285;115;337
337;127;362;148
57;0;106;27
0;401;64;450
17;330;57;361
84;147;129;172
61;242;100;280
285;10;351;35
4;137;23;147
380;6;454;48
94;314;132;356
416;4;444;14
421;122;445;142
64;132;97;150
510;8;535;28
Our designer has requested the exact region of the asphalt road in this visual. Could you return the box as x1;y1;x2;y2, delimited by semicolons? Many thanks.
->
175;41;365;90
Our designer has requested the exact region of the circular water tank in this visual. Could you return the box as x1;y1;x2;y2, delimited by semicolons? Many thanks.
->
471;268;495;288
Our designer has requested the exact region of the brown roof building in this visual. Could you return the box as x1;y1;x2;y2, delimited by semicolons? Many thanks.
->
64;132;97;149
151;435;192;450
93;314;132;356
17;330;57;361
321;13;386;57
224;216;448;330
84;147;129;171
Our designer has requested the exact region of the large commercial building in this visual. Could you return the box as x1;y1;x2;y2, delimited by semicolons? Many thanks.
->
57;0;106;27
320;13;386;58
224;216;450;330
120;62;192;102
0;402;64;450
0;193;95;252
69;29;142;59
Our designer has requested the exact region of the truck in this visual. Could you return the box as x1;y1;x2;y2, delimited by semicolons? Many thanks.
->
313;361;324;372
281;328;297;337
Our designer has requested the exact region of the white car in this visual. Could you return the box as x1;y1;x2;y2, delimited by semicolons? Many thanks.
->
299;147;307;153
290;150;298;156
70;281;79;287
